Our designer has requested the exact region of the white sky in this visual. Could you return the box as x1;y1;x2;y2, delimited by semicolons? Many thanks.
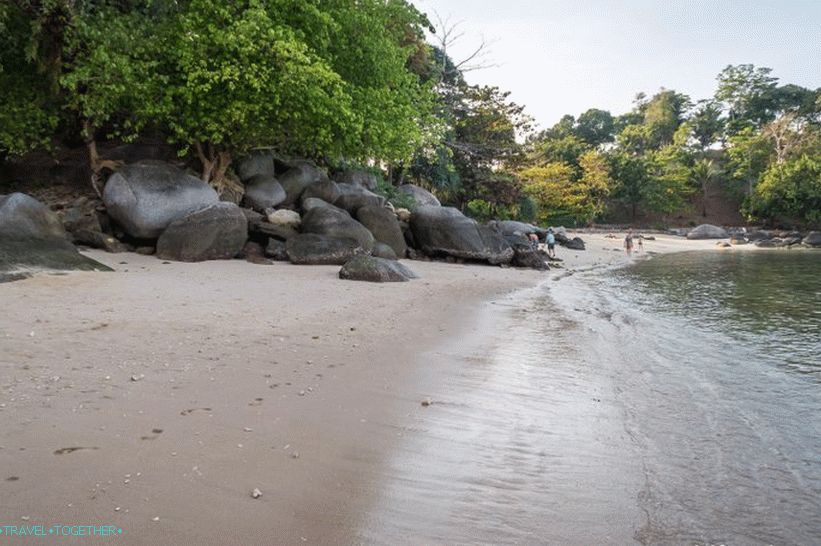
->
411;0;821;129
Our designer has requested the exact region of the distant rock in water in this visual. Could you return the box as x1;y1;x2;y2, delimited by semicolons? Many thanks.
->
103;161;219;239
396;184;440;208
338;255;417;282
410;206;513;265
156;202;247;262
0;193;111;282
686;224;729;240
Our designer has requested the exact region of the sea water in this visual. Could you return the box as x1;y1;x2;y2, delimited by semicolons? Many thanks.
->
361;250;821;545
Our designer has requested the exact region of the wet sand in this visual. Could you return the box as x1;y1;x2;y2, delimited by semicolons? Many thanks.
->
0;234;726;544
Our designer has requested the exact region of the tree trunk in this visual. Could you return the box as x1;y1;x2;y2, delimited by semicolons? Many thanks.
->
195;142;243;201
84;120;122;198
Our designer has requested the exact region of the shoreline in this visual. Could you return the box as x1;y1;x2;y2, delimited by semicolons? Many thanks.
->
0;234;769;543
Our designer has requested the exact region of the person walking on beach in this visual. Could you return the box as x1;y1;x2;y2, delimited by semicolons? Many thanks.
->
545;228;557;258
624;229;634;254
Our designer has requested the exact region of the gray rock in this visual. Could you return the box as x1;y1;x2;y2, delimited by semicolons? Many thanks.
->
286;234;366;265
0;193;111;282
301;206;374;252
279;163;326;206
301;197;339;213
265;239;289;261
103;162;219;238
339;255;417;282
73;229;128;253
156;202;248;262
686;224;729;240
356;205;407;258
372;242;398;260
802;231;821;247
562;236;586;250
397;185;440;208
746;230;771;241
333;169;379;191
250;221;298;241
243;174;286;211
300;179;341;206
236;150;276;182
409;206;513;264
488;220;547;240
266;209;301;230
334;183;386;214
241;241;273;265
505;235;549;270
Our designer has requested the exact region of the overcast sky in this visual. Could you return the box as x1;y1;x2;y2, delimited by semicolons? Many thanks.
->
411;0;821;130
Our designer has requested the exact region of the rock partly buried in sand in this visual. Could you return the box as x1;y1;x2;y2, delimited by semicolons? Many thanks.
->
371;242;398;260
278;163;326;206
265;239;289;261
103;161;219;239
333;183;386;214
156;202;248;262
0;193;111;282
73;229;128;253
286;234;366;265
505;236;549;270
301;206;374;252
489;220;546;240
356;205;407;258
338;255;417;282
686;224;729;240
410;206;513;265
243;174;286;212
396;184;440;208
563;236;586;250
802;231;821;247
333;169;379;191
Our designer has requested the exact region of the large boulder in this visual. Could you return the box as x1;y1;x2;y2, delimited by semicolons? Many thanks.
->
333;169;379;191
279;163;326;206
156;202;248;262
236;150;276;182
397;184;440;208
489;220;546;240
0;193;111;282
243;174;286;211
300;179;341;207
504;235;549;270
687;224;729;240
301;197;340;213
333;183;386;214
301;206;374;252
409;206;513;264
371;242;398;260
266;209;301;230
356;205;407;258
802;231;821;247
339;255;417;283
103;161;219;239
286;234;365;265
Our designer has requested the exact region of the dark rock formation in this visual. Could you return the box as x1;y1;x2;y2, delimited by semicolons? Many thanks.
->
300;179;341;207
103;161;219;238
286;234;365;265
265;239;289;261
243;174;286;211
0;193;111;282
356;205;407;258
301;206;374;252
409;206;513;265
803;231;821;247
371;242;398;260
333;169;379;191
279;163;326;206
397;184;440;208
236;150;276;181
338;255;417;282
333;183;386;214
156;202;248;262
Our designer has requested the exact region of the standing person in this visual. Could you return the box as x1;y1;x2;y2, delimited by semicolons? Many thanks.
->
546;228;557;259
624;229;634;254
637;235;644;252
528;232;539;250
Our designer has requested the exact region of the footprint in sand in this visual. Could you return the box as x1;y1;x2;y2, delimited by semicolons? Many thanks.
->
180;408;212;416
54;447;99;455
140;428;164;441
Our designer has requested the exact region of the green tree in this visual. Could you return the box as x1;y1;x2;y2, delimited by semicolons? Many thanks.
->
751;155;821;226
575;108;615;146
715;64;779;135
689;100;725;150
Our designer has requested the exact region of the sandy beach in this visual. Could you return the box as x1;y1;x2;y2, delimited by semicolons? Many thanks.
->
0;234;728;544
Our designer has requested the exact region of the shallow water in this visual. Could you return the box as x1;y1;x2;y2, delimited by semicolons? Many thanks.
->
360;250;821;545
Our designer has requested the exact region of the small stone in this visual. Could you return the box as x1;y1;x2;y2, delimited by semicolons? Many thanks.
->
115;507;121;512
251;488;263;499
298;390;306;396
130;374;144;382
291;452;300;459
152;517;160;522
421;398;432;407
243;427;253;432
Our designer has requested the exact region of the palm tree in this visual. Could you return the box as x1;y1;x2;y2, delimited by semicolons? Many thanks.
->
689;158;720;217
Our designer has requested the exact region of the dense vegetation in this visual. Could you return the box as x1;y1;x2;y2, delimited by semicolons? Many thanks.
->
1;2;820;227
